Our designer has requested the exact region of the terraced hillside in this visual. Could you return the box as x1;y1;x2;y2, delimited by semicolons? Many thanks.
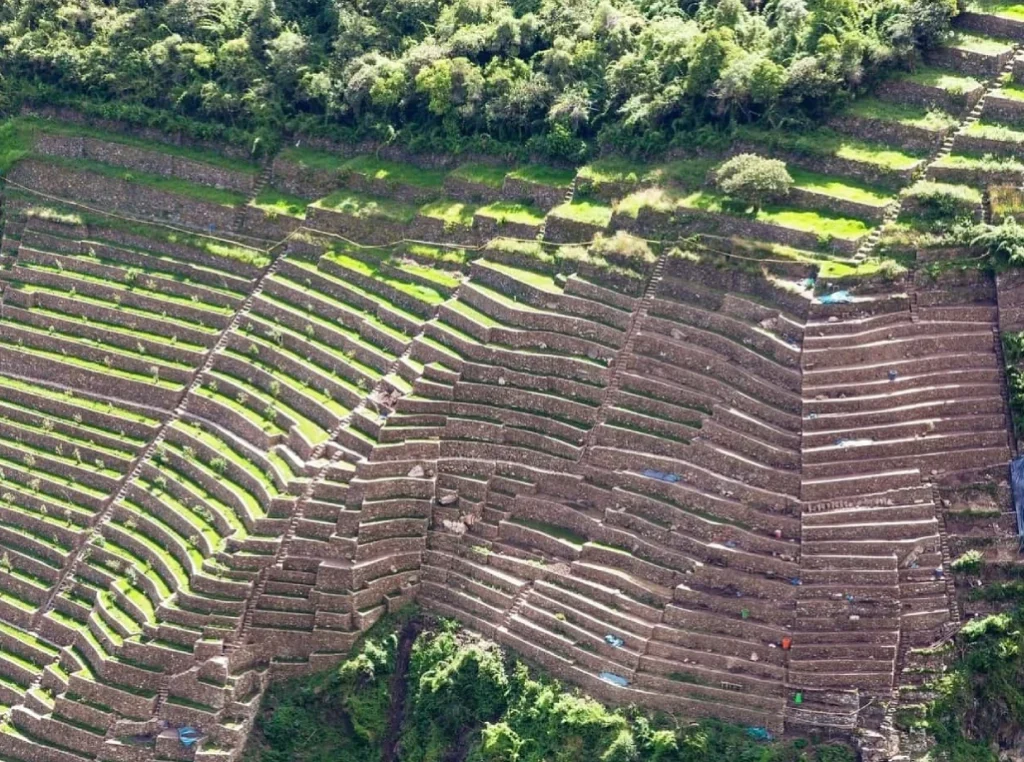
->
0;9;1022;761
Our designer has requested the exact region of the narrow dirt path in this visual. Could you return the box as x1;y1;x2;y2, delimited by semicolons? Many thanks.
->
380;618;423;762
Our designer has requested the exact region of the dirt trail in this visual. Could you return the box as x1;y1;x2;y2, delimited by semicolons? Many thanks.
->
380;619;422;762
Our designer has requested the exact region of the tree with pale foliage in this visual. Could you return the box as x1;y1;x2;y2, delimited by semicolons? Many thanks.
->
713;153;792;210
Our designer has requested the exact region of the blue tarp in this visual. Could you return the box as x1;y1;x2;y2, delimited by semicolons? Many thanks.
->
178;728;202;747
642;469;680;483
746;727;774;741
604;635;625;648
599;672;629;687
819;290;852;305
1012;456;1024;541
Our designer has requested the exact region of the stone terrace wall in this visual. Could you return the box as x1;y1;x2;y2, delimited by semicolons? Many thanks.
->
826;115;947;154
998;269;1024;332
613;205;862;256
32;134;255;194
9;159;238;235
0;134;1016;760
23;105;253;161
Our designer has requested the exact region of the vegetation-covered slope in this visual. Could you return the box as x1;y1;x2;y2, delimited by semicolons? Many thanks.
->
246;613;857;762
923;604;1024;762
0;0;955;157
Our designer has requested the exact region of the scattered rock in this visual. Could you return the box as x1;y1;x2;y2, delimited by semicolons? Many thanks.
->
407;465;425;478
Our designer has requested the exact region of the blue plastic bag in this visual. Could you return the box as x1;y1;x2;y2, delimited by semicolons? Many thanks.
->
604;634;625;648
819;290;852;305
599;672;629;687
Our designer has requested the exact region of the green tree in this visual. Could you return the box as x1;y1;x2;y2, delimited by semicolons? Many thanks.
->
714;153;792;209
415;57;484;119
686;29;733;97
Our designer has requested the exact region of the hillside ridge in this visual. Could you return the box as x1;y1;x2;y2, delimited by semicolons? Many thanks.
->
0;6;1022;759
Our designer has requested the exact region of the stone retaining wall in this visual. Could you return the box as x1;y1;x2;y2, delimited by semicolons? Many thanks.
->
269;158;340;199
754;146;917;189
23;105;253;161
270;154;567;212
983;93;1024;125
900;194;983;224
959;11;1024;39
998;268;1024;332
925;45;1012;78
613;205;861;256
875;79;983;114
928;164;1024;186
9;160;239;237
33;134;255;194
545;214;606;244
953;132;1022;158
441;176;505;205
826;115;947;153
786;187;888;224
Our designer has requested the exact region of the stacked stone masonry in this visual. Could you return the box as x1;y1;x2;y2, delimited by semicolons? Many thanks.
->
0;111;1015;762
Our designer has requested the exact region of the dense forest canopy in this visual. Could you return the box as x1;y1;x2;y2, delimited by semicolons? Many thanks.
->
0;0;956;157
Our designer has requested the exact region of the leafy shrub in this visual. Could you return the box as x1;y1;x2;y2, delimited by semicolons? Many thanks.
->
712;154;792;210
991;185;1024;221
950;550;983;574
1003;332;1024;440
877;258;909;281
902;181;982;220
558;244;604;271
589;232;657;272
958;218;1024;267
249;616;402;762
925;606;1024;761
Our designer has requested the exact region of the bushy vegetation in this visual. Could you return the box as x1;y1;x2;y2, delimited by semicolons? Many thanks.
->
1002;331;1024;440
245;616;400;762
713;153;793;210
901;180;982;221
950;550;983;574
967;217;1024;268
247;614;856;762
0;118;34;172
0;0;956;158
990;185;1024;222
925;607;1024;762
589;231;657;270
